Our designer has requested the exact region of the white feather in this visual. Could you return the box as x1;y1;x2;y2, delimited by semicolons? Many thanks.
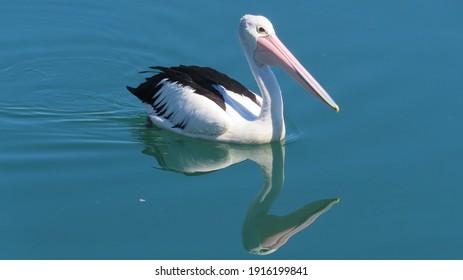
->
213;84;262;121
146;80;231;135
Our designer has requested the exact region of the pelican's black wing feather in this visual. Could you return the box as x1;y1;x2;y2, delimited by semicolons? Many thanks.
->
127;65;259;111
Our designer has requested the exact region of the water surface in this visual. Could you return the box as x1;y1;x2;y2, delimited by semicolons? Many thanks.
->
1;0;462;259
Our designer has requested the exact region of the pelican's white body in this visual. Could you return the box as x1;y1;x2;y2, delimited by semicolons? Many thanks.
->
144;77;282;143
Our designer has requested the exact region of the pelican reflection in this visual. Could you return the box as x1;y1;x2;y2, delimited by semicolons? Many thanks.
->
137;126;339;255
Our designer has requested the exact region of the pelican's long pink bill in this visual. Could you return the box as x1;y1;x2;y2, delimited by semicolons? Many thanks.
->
254;35;339;112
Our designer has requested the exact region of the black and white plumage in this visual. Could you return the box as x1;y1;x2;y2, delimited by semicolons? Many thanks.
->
127;15;339;144
127;65;262;132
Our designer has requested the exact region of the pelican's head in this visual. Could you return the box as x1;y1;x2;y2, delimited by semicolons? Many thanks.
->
239;15;276;47
239;14;339;112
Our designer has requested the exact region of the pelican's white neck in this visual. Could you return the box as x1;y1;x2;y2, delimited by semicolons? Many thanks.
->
242;47;285;141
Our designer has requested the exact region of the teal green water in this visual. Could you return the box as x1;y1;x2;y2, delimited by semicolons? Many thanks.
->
1;0;462;259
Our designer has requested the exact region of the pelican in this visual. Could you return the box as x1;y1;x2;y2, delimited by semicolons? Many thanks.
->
127;14;339;144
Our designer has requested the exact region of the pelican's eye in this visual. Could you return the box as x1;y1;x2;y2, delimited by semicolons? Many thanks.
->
256;25;268;35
